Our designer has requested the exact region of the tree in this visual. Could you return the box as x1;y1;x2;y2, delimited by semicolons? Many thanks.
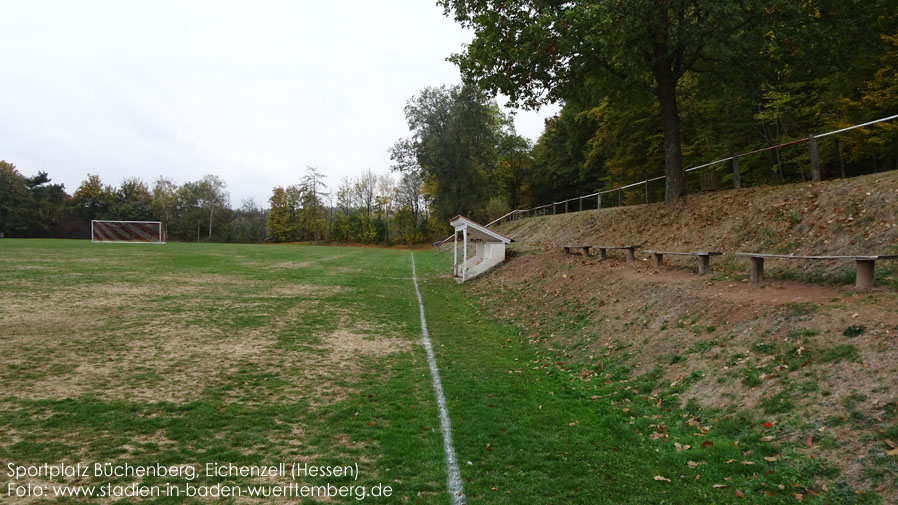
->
395;171;424;226
336;176;357;217
231;197;267;242
72;174;113;220
394;171;427;244
375;174;395;243
25;171;69;237
438;0;791;202
829;30;898;168
391;84;510;223
266;185;303;242
196;175;229;240
0;161;31;236
355;169;378;217
528;102;606;204
300;166;329;242
151;177;178;225
114;178;152;221
495;133;532;210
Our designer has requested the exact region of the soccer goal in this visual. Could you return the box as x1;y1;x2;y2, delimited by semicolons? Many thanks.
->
91;220;166;244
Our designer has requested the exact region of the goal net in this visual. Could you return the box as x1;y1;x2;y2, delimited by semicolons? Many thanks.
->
91;220;166;244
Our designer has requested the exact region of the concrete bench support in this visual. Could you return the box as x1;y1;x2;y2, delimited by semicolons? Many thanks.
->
856;260;875;291
750;257;764;283
645;250;722;276
567;245;640;262
736;253;898;292
563;246;591;256
698;255;711;276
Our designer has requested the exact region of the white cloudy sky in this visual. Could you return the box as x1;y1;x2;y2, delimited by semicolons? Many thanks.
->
0;0;558;206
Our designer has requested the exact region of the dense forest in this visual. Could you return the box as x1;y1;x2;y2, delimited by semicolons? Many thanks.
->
2;2;897;243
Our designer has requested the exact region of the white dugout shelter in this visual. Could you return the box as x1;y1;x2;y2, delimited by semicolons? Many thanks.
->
449;215;513;282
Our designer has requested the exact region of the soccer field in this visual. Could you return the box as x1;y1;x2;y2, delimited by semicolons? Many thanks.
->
1;240;828;504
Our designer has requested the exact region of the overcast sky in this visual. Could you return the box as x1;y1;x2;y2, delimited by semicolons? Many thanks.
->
0;0;558;206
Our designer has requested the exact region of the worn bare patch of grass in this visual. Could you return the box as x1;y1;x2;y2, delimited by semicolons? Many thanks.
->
0;241;446;504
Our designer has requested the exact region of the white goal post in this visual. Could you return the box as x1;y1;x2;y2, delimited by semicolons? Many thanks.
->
91;220;166;244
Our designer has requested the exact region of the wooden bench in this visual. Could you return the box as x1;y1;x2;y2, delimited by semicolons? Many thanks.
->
563;245;641;262
644;250;722;275
563;245;593;256
734;253;898;290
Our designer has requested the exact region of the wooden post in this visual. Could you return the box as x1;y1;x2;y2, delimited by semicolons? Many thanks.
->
597;193;601;209
462;228;467;282
599;248;607;260
697;255;710;276
565;200;568;213
626;247;636;263
653;253;663;268
855;260;875;291
645;180;650;204
453;230;458;276
837;138;846;178
732;155;741;189
617;189;623;207
749;257;764;283
809;135;821;182
552;203;556;215
579;197;583;212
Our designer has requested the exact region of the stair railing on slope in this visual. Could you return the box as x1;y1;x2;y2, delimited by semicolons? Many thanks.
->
434;209;518;251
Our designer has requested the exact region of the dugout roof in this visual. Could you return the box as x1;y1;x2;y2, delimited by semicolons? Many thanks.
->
449;215;513;243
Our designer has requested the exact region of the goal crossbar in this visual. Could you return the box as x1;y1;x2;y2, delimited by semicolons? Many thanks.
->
91;220;166;244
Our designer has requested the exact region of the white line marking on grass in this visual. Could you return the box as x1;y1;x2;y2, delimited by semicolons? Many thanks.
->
410;253;467;505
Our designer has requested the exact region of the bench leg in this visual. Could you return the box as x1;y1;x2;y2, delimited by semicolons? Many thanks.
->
856;260;875;291
599;248;607;260
626;247;636;263
653;253;663;268
749;257;764;283
582;246;590;256
563;246;571;255
697;255;710;276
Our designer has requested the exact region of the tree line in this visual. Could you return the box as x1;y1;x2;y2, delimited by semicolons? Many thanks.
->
0;161;433;244
0;162;264;242
265;166;432;245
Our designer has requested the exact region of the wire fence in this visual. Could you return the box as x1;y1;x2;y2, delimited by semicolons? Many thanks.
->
435;113;898;249
505;113;898;222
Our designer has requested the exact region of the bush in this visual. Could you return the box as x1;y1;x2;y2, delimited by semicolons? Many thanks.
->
842;325;865;338
817;344;861;364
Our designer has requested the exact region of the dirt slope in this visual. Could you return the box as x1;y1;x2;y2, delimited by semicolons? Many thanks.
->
474;171;898;501
497;171;898;282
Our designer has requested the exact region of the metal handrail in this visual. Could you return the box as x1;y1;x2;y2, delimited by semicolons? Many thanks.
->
500;113;898;222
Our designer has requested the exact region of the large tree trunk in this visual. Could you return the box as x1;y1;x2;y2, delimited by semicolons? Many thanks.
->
654;64;686;202
651;1;686;204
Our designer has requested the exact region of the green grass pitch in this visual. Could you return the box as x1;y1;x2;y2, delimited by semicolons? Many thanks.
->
0;239;831;504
